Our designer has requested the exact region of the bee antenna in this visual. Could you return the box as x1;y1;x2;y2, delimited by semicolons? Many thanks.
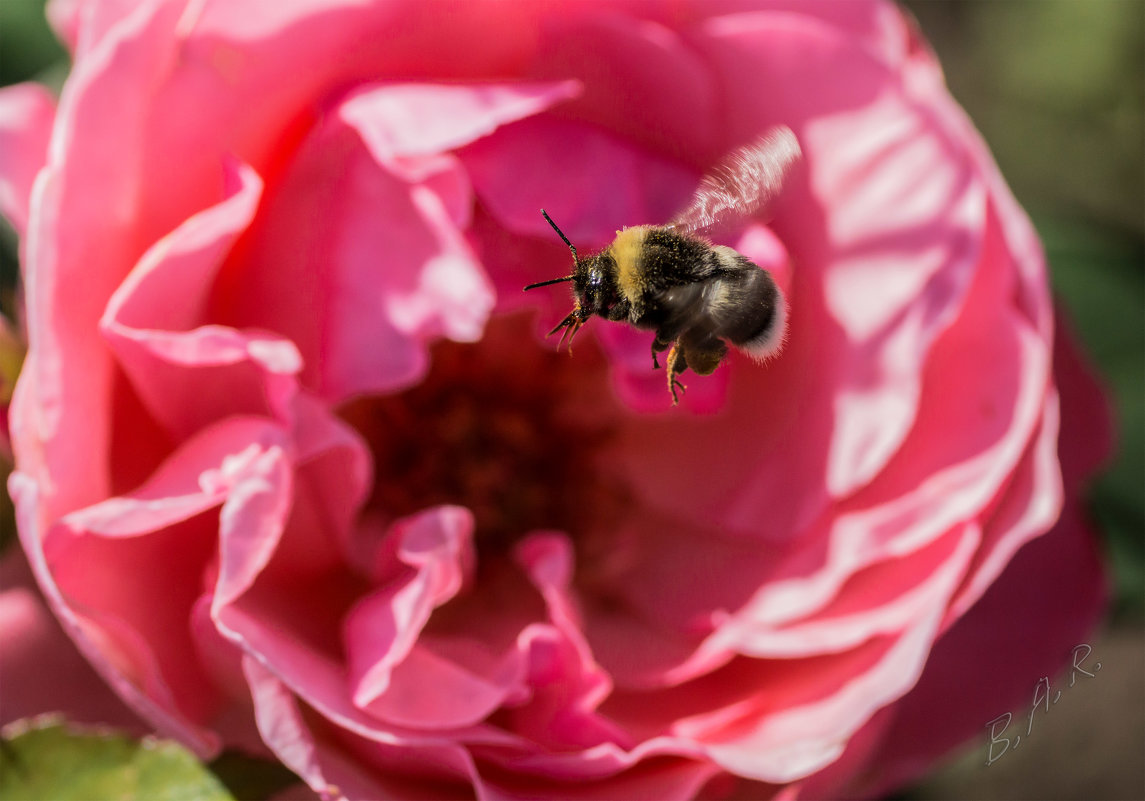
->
523;275;575;291
541;209;577;263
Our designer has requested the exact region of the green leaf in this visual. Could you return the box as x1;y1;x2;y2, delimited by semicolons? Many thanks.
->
0;716;236;801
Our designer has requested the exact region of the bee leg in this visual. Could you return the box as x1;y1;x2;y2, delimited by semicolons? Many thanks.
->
666;343;688;405
651;336;672;369
675;327;729;376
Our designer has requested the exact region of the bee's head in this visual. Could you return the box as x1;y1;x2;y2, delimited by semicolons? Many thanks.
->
522;210;601;349
572;254;615;320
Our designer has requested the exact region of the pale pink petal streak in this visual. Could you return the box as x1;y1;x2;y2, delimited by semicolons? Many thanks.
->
0;83;55;238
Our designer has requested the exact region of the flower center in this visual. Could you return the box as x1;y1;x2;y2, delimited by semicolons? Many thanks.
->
340;314;628;562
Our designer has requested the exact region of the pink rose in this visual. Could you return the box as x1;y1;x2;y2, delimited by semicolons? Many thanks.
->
2;1;1109;798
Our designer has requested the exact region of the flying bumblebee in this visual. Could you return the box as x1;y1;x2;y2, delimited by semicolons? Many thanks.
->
524;126;801;405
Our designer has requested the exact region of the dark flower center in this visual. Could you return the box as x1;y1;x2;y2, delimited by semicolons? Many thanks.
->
340;314;628;563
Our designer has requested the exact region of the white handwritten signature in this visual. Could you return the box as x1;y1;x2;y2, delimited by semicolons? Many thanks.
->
984;643;1101;765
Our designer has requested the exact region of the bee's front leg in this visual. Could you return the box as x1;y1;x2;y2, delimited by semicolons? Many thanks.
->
666;343;688;405
651;336;673;369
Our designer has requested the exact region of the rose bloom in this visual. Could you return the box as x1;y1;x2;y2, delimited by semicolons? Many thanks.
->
0;1;1111;799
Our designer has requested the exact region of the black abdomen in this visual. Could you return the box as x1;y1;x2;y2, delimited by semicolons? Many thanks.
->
716;262;781;346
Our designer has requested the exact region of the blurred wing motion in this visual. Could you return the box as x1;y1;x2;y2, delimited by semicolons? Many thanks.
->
669;126;801;237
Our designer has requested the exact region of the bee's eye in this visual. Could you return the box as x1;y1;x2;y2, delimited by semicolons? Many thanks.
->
585;270;604;309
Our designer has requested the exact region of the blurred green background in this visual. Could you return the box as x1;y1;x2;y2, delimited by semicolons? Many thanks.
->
0;1;1141;799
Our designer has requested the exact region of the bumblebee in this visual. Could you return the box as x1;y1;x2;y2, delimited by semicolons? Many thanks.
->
524;127;800;405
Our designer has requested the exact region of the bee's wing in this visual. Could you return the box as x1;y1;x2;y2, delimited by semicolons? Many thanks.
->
668;126;801;238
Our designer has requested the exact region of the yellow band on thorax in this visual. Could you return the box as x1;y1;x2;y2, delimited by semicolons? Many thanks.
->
612;225;651;301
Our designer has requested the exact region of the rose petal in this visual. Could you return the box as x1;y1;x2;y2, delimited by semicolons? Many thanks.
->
366;642;528;731
99;160;307;438
943;392;1061;624
211;441;293;610
842;310;1114;796
0;544;145;731
0;83;55;238
528;11;720;160
479;755;722;801
721;285;1048;636
355;566;562;734
343;507;476;716
341;80;581;163
101;160;262;333
462;115;695;247
846;499;1108;798
35;419;294;738
9;471;220;755
714;524;978;659
245;656;481;801
685;529;974;782
13;0;198;520
227;107;492;400
46;0;146;59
